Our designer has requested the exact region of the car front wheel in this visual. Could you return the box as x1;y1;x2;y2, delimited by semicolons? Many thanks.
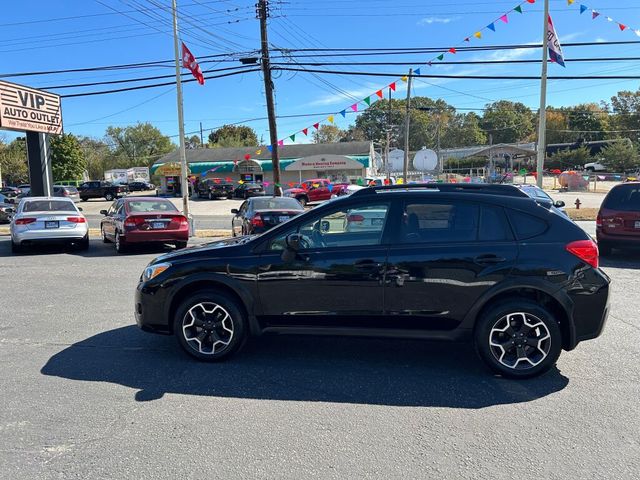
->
114;231;127;253
173;291;247;362
105;193;114;201
475;300;562;379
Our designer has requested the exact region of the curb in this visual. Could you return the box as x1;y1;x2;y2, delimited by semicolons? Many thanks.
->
0;227;231;238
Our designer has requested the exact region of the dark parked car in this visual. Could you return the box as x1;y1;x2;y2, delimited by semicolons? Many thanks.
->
78;181;128;201
128;181;155;192
196;179;234;200
597;182;640;255
100;197;189;253
515;184;567;216
53;185;80;203
0;193;14;223
0;186;21;198
231;182;265;199
135;183;610;379
231;196;304;236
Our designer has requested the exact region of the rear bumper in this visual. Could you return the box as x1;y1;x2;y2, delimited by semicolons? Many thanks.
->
124;228;188;244
568;268;611;347
13;226;88;243
597;228;640;247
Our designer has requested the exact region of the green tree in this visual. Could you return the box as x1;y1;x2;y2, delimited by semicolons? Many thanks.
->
0;137;28;185
608;90;640;142
339;125;367;143
313;124;345;143
185;135;201;149
600;139;639;172
545;109;570;145
565;103;610;142
441;112;486;148
546;145;593;170
50;134;87;182
481;100;535;144
105;123;175;168
78;136;111;180
208;124;257;147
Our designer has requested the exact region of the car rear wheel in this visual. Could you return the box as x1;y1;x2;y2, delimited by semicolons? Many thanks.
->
76;234;90;251
298;196;307;207
475;300;562;379
80;197;88;202
105;193;114;201
114;231;127;253
11;240;22;254
173;291;247;362
175;241;188;249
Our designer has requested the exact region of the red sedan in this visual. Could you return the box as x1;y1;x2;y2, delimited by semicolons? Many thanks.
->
100;197;189;253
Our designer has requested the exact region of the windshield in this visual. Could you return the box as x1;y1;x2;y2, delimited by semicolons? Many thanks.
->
23;200;77;212
127;200;178;213
252;197;303;210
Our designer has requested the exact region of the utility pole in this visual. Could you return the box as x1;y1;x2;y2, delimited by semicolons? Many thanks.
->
403;69;413;184
257;0;282;195
171;0;191;222
199;122;204;147
535;0;550;188
436;113;442;174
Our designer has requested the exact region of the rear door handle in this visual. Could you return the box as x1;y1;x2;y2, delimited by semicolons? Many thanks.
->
474;254;506;264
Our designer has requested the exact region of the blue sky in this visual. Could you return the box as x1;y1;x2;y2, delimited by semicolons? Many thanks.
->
2;0;640;146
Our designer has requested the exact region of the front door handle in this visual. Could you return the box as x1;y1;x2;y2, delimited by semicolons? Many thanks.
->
354;259;383;270
474;254;507;265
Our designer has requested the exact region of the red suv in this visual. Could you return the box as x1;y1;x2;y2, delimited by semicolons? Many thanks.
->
283;178;332;206
596;182;640;255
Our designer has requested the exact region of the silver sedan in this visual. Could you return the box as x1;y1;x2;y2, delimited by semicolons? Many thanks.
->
10;197;89;253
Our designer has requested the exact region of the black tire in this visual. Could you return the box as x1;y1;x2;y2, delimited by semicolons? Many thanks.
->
105;193;114;201
175;241;188;249
76;234;90;251
298;196;308;207
586;167;595;173
11;240;22;254
208;191;213;200
474;300;562;379
101;226;110;243
114;231;127;254
173;291;247;362
598;241;612;257
80;197;88;202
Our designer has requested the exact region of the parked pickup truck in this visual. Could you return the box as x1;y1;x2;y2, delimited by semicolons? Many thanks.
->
283;178;332;206
196;179;234;200
78;181;128;201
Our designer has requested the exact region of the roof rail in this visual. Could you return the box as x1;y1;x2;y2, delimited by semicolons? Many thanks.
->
350;183;529;198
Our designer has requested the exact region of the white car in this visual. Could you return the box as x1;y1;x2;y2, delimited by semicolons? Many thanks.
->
10;197;89;253
584;161;606;172
344;206;388;232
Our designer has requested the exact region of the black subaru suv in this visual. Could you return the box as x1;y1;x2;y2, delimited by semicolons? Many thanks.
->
135;184;610;378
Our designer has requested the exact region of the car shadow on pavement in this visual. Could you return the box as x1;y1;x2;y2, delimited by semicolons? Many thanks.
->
0;238;178;258
41;326;569;409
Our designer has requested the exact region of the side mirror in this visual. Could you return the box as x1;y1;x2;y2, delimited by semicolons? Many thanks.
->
231;208;239;214
554;200;565;208
100;209;108;215
5;208;14;214
77;207;83;212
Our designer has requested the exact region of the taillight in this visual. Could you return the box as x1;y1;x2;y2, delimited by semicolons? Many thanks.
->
67;216;86;223
124;216;145;228
347;214;365;223
168;215;188;228
15;218;36;225
566;239;599;269
596;212;602;228
251;214;264;228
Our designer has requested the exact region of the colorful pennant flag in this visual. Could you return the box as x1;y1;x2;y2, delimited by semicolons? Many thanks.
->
592;10;600;19
514;5;523;13
500;14;509;23
474;31;482;39
340;109;346;118
448;47;456;54
328;115;334;123
437;54;444;61
389;82;396;91
487;22;496;31
313;122;320;130
363;96;371;106
414;68;421;75
277;139;284;146
376;89;383;98
580;4;587;14
302;128;308;136
289;134;296;142
567;0;574;5
181;42;205;85
351;103;358;112
267;145;273;152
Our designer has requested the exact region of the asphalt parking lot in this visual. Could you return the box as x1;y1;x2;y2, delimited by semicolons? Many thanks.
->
1;225;639;479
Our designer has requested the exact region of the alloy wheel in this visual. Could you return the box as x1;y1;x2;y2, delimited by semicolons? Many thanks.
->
182;302;234;355
488;312;551;370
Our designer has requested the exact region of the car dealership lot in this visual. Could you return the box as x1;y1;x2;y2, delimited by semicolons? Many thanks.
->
0;228;638;479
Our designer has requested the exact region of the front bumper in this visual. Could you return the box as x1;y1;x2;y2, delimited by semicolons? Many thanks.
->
135;281;172;334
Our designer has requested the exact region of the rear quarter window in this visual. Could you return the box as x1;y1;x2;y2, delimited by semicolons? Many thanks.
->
506;209;548;240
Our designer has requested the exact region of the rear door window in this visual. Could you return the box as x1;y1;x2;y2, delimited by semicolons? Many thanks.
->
400;201;479;243
603;185;640;211
506;209;548;240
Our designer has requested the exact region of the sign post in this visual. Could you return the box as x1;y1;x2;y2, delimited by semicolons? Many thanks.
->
0;80;63;196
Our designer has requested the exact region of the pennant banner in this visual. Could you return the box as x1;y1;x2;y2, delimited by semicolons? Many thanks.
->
265;0;538;151
568;2;640;38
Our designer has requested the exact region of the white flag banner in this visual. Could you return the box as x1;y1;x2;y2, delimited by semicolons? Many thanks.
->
547;15;566;67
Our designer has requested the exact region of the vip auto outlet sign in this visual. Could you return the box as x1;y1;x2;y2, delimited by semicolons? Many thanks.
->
0;81;63;134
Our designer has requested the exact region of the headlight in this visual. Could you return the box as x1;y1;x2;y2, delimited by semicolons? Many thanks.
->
142;262;171;282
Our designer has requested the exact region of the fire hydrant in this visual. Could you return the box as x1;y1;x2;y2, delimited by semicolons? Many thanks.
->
575;198;582;209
